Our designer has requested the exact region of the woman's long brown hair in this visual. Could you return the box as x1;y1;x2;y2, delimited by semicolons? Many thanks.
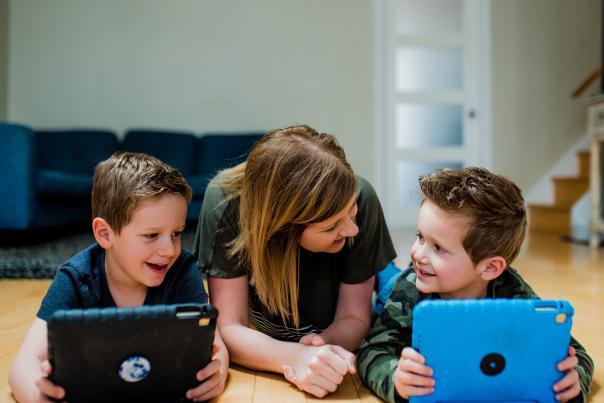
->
217;125;356;327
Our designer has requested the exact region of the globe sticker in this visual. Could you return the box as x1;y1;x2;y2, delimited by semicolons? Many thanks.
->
118;355;151;383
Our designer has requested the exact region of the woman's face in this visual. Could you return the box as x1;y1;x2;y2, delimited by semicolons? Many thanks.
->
299;195;359;253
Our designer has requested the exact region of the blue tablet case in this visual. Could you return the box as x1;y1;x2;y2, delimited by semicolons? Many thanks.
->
410;299;573;403
48;303;217;403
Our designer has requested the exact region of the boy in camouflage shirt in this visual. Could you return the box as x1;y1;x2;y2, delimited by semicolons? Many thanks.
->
358;167;593;402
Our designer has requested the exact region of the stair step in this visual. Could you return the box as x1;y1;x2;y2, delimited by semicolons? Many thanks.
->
578;150;590;179
528;204;570;236
527;149;590;236
552;177;589;208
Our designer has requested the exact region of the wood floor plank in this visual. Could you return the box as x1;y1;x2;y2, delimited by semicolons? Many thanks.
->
0;349;17;400
305;373;360;402
1;232;603;402
212;366;255;403
0;385;16;403
0;280;48;318
252;371;306;403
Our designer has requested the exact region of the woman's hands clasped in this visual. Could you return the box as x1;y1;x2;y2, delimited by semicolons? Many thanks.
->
282;337;356;398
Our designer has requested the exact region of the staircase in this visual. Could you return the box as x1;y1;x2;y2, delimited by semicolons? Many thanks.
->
528;150;590;236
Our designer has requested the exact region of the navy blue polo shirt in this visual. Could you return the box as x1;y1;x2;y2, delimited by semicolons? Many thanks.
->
38;243;207;321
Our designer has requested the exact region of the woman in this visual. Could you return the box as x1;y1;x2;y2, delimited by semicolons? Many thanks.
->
193;125;396;397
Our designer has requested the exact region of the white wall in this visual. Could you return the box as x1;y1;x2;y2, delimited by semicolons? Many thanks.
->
7;0;375;179
7;0;602;192
0;0;8;120
490;0;600;190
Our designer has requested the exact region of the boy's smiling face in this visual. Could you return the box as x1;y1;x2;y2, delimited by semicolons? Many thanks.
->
104;193;187;289
410;201;490;299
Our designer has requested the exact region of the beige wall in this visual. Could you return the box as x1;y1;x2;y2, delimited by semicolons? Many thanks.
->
0;0;8;120
6;0;602;191
491;0;600;190
7;0;374;179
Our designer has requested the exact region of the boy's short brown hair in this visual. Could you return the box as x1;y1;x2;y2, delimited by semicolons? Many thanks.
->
91;151;192;233
419;166;526;265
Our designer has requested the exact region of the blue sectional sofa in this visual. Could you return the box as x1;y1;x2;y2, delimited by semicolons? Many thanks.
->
0;123;262;232
0;124;119;231
123;129;262;221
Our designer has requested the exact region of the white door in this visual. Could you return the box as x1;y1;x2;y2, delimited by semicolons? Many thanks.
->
375;0;489;228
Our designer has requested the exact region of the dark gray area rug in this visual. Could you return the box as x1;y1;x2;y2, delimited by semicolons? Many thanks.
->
0;231;197;279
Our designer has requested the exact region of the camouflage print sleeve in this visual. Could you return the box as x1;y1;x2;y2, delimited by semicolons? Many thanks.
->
500;267;594;401
358;269;421;403
570;335;595;403
359;266;594;402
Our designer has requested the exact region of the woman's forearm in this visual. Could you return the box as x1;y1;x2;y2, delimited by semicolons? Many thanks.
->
219;323;306;373
320;316;371;351
318;278;374;351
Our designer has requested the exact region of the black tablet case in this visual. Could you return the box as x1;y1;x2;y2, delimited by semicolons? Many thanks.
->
48;303;217;402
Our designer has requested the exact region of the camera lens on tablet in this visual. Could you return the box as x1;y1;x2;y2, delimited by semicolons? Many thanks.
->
480;353;506;376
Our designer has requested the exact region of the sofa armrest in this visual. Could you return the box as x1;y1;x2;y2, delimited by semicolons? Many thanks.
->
0;123;36;230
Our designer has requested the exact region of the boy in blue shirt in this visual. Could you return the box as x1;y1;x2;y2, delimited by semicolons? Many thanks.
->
358;167;593;402
9;152;228;402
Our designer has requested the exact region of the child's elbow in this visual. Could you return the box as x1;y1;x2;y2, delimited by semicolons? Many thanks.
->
8;358;28;403
8;360;17;391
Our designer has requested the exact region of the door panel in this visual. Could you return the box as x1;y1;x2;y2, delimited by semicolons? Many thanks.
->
377;0;486;228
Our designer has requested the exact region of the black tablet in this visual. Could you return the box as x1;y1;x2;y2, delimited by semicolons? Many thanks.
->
47;303;217;402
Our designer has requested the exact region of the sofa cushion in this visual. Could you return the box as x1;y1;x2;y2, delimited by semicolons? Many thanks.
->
36;130;119;176
196;133;262;179
0;123;36;229
186;174;213;199
123;130;197;176
37;170;92;197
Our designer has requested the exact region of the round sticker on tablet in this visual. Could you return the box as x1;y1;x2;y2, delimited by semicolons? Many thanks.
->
118;355;151;383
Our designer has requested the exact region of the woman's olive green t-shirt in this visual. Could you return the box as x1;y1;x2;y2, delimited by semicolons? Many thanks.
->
193;175;396;342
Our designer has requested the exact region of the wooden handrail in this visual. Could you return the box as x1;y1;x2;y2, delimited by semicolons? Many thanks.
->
571;66;601;98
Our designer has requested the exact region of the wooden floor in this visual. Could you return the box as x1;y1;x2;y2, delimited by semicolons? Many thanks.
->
0;232;602;402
